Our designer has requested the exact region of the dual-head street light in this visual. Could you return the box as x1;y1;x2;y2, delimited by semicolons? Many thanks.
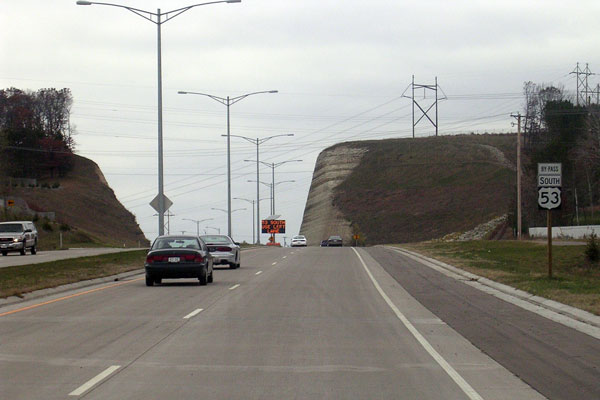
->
178;90;278;239
230;134;293;244
76;0;241;237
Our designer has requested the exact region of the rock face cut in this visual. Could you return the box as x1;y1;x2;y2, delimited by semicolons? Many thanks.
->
299;144;367;246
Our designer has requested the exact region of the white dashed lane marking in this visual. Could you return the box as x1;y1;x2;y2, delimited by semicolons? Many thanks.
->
183;308;204;319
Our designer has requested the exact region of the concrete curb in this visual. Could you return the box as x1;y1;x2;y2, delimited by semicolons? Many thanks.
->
383;246;600;331
0;269;145;309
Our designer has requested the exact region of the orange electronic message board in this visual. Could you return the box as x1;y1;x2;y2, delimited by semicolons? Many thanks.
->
261;219;286;234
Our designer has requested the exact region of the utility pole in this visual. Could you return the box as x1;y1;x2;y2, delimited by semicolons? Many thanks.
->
511;113;523;239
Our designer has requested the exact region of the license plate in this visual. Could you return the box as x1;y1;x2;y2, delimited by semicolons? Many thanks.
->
168;257;180;263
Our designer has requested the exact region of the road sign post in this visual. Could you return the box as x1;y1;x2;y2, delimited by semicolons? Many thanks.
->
538;163;561;278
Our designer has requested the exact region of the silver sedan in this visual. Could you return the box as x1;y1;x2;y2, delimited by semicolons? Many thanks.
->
200;234;241;269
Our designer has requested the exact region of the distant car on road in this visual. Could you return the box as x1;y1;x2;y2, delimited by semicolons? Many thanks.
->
320;240;328;247
200;234;241;269
291;235;307;247
0;221;38;256
326;235;343;247
145;235;213;286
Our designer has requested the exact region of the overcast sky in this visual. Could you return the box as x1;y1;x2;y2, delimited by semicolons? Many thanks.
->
2;0;599;244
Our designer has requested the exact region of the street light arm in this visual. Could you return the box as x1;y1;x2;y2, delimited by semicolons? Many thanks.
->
257;133;294;145
178;90;228;105
76;1;157;23
229;90;278;105
162;1;240;23
228;135;258;145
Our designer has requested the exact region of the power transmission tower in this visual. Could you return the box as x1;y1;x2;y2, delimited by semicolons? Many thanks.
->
570;63;595;106
402;75;446;138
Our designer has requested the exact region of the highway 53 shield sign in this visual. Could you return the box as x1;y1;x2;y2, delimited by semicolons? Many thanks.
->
538;187;561;210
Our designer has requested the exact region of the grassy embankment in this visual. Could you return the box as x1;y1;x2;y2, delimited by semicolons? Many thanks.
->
333;134;516;245
400;240;600;315
0;250;147;298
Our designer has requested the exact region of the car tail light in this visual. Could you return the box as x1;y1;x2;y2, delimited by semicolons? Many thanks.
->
183;254;196;261
194;255;204;263
146;254;158;263
216;246;231;252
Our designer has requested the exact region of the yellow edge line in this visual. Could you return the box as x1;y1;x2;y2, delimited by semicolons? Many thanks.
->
0;277;144;317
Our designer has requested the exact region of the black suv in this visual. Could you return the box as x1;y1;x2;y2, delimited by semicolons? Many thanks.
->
0;221;38;256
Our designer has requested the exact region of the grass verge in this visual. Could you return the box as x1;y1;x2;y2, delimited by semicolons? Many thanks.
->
398;240;600;316
0;250;147;298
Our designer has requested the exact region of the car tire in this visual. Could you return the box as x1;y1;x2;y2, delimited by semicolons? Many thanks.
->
155;277;162;284
229;262;238;269
1;251;7;256
145;274;154;286
30;244;37;255
20;241;26;256
198;267;208;286
207;270;213;283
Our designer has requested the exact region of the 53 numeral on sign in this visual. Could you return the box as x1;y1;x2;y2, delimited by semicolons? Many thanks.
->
538;187;561;210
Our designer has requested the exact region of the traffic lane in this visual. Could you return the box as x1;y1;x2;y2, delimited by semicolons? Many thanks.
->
84;247;485;400
366;246;600;400
0;247;147;268
0;247;285;400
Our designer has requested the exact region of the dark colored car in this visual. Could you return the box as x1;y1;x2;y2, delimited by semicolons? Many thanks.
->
0;221;38;256
327;235;343;247
200;234;241;269
320;240;328;247
145;235;213;286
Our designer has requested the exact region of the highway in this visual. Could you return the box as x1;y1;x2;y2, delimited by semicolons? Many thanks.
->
0;246;598;399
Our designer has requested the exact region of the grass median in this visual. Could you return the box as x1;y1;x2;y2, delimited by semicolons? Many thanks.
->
0;250;147;299
398;240;600;316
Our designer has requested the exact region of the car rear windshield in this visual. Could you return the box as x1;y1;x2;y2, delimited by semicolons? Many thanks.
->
0;223;24;233
200;235;231;244
152;237;200;250
293;236;305;240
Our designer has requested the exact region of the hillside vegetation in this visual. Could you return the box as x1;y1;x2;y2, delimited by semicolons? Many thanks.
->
2;155;148;247
330;134;516;244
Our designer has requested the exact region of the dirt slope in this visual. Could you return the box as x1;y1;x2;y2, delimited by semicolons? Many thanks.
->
300;134;516;245
4;155;148;247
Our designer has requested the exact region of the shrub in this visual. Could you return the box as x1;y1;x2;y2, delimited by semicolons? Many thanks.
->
42;221;53;232
52;182;60;189
585;233;600;263
59;223;71;232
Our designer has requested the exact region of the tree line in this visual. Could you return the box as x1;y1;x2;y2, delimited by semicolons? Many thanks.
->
519;81;600;229
0;87;75;180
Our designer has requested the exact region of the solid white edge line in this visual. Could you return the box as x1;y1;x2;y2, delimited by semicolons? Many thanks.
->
69;365;121;396
351;248;484;400
255;271;263;275
183;308;204;319
229;284;240;290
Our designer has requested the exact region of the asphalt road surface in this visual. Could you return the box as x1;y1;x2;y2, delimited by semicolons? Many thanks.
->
0;246;598;399
0;247;146;268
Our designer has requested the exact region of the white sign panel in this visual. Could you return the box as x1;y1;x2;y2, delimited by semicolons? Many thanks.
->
538;187;561;210
538;175;562;187
538;163;562;187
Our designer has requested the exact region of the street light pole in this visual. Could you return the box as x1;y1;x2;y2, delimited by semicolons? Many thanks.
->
178;90;277;238
231;133;293;244
76;0;240;236
247;160;302;214
183;218;213;236
233;198;255;243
